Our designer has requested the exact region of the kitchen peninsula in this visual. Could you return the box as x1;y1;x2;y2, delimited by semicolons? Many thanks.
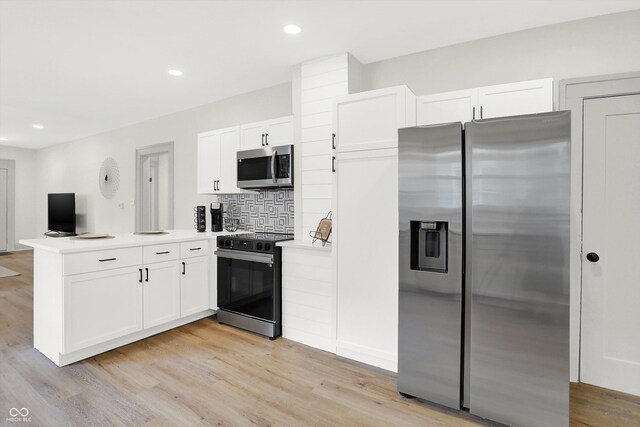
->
20;230;245;367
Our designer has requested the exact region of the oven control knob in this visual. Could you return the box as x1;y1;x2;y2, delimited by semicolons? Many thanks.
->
264;243;271;251
257;242;264;250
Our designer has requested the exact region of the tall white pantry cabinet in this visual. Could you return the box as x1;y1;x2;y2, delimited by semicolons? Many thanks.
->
333;86;416;372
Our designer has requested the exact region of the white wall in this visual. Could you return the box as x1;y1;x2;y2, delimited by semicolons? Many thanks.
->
0;145;37;248
35;83;292;235
362;10;640;100
360;10;640;383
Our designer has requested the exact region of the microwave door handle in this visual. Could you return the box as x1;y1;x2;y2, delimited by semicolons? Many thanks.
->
271;150;277;183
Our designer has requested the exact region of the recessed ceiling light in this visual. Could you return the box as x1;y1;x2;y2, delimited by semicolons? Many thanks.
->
283;24;301;35
168;69;183;77
0;137;7;141
32;124;44;129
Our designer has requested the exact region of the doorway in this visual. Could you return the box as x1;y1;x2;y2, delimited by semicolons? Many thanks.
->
580;93;640;396
135;143;174;232
0;159;15;252
561;72;640;394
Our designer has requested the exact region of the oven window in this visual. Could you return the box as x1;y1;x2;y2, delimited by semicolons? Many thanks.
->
237;156;272;181
218;257;274;321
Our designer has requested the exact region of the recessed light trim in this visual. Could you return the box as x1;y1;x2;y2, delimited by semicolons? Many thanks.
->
32;124;44;129
0;137;7;141
168;69;183;77
283;24;301;35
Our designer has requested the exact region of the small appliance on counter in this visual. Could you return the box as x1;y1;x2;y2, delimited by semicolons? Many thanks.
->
210;202;223;232
215;232;294;339
194;206;206;232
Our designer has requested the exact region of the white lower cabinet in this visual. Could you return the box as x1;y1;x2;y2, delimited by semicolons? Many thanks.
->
64;266;143;353
143;260;181;328
180;256;209;316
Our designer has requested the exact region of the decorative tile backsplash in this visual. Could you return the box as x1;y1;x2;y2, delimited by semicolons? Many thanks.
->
219;189;294;234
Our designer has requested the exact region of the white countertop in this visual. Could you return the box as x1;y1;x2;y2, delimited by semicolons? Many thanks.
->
20;229;249;254
277;239;332;252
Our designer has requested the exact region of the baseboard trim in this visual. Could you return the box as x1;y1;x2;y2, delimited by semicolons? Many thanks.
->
336;340;397;372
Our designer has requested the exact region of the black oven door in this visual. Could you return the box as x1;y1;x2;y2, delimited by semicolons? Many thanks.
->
217;249;275;321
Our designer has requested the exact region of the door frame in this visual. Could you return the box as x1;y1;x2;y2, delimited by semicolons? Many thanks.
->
0;159;16;251
559;71;640;382
135;142;174;232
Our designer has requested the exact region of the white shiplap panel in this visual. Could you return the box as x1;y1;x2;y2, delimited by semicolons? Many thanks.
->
301;124;332;143
301;54;348;78
302;184;332;199
282;249;333;269
283;314;333;338
282;327;334;353
301;68;348;91
301;99;334;116
302;198;332;214
301;140;332;157
302;155;332;171
301;82;348;104
282;276;333;297
282;294;333;319
302;169;333;185
283;262;334;283
301;111;333;129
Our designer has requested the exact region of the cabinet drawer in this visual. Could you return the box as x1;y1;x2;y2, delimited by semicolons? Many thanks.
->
180;240;209;259
143;243;180;264
64;247;142;276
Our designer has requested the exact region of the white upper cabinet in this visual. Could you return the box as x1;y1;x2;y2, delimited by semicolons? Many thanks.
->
417;88;478;125
197;126;246;194
334;86;416;153
240;116;294;150
417;78;553;125
478;78;553;119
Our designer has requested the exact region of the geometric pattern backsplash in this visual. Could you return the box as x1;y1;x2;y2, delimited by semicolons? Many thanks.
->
219;189;294;234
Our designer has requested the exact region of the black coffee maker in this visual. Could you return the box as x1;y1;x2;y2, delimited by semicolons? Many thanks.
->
210;203;223;232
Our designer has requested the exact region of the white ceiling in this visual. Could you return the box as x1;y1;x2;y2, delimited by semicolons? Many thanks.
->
1;0;639;149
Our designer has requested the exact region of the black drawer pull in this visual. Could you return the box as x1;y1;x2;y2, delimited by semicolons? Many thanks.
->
156;251;170;255
99;258;116;262
145;268;149;282
182;262;186;275
189;247;202;251
139;268;142;283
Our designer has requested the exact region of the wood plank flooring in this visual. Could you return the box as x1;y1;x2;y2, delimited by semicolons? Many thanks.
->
1;250;639;426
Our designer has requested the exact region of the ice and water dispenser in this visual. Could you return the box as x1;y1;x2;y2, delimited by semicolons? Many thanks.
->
410;221;448;273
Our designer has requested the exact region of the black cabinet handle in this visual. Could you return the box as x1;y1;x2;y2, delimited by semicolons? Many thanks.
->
182;262;186;275
99;258;116;262
190;247;201;251
261;134;265;146
145;268;149;282
586;252;600;263
156;251;170;255
472;107;476;120
332;156;336;173
480;106;484;119
139;268;142;283
265;133;269;145
332;133;336;149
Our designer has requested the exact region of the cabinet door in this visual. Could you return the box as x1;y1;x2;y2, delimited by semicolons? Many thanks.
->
218;127;242;193
335;86;415;153
417;89;478;125
143;260;181;328
180;256;209;317
197;133;221;194
64;266;143;353
478;78;553;119
334;149;399;372
265;116;294;147
240;121;266;150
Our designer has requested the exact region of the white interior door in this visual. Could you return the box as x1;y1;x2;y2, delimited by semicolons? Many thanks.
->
581;93;640;396
0;168;7;251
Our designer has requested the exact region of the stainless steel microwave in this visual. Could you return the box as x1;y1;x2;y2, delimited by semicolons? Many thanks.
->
237;145;293;189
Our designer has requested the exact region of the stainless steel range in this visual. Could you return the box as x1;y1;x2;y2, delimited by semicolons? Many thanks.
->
215;232;294;339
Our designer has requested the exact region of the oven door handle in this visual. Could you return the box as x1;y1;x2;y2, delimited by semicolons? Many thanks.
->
214;249;274;265
271;150;277;183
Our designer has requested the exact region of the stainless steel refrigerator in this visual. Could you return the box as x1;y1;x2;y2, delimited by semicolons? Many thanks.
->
398;111;570;427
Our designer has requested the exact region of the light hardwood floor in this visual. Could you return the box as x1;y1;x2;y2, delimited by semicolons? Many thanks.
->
1;251;638;426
